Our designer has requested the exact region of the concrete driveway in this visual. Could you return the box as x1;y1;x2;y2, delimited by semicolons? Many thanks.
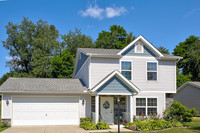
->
1;126;88;133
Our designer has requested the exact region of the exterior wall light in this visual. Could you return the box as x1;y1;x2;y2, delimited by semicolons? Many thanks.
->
82;99;85;105
6;99;9;106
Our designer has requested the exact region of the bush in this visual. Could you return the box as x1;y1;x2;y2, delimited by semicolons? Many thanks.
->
80;118;109;130
126;119;182;131
80;117;92;124
164;101;198;122
80;120;97;130
170;119;183;127
1;121;8;127
96;122;110;129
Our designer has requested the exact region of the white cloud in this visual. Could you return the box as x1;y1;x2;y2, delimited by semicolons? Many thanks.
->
79;5;127;20
105;6;127;18
79;5;104;20
184;8;200;18
5;56;12;61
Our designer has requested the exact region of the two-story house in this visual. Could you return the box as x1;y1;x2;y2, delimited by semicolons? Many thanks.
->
0;35;182;126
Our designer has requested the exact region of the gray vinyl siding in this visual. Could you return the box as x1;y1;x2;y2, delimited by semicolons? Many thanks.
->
76;53;88;75
97;76;133;93
75;57;90;88
174;85;200;116
91;57;176;92
123;57;176;92
91;58;119;88
122;41;156;57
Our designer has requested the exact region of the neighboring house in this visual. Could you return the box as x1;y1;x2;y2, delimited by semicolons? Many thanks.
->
0;35;182;126
174;82;200;116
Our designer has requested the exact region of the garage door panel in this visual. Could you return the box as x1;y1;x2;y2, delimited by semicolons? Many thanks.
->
13;97;79;126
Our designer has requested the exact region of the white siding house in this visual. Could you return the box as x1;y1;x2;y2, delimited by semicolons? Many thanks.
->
0;35;182;126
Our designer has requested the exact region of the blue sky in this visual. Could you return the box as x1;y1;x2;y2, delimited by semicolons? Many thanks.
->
0;0;200;77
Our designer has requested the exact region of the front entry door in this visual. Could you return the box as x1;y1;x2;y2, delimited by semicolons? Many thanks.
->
100;97;114;124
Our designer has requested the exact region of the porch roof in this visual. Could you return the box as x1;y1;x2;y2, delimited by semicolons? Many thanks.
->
91;70;140;95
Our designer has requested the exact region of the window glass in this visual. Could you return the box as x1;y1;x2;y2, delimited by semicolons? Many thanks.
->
136;98;146;106
136;108;146;116
147;108;157;115
121;61;132;80
147;98;157;106
147;62;157;80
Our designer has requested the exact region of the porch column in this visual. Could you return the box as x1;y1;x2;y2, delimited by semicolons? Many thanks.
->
130;95;133;122
95;95;99;124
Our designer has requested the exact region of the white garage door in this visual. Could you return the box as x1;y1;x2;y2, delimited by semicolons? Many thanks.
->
12;97;79;126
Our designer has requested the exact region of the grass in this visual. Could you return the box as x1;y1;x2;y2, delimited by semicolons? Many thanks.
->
0;101;9;132
105;118;200;133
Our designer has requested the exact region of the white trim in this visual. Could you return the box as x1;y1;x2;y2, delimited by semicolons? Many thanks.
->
98;93;133;95
75;57;90;78
176;82;200;93
95;95;99;124
89;56;91;89
130;95;133;122
117;35;164;57
121;56;158;59
120;60;133;80
163;93;166;111
134;42;144;53
11;95;80;126
174;61;177;92
146;61;158;81
1;94;3;120
135;97;158;116
140;91;176;93
91;70;140;93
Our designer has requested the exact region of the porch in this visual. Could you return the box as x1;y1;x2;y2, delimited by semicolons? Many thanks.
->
91;95;134;124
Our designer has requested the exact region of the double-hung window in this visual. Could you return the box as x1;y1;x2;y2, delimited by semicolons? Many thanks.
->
136;98;157;116
147;62;157;81
121;61;132;80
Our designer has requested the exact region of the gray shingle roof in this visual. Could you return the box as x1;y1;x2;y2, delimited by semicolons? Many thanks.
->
79;48;182;59
188;82;200;87
0;77;87;93
79;48;121;55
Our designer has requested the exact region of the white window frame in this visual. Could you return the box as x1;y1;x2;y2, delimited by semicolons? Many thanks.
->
136;97;158;116
134;42;144;53
120;60;133;80
146;61;158;81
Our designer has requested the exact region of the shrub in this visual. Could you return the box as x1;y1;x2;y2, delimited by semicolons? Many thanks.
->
96;122;110;129
170;119;183;127
80;120;97;130
1;121;8;127
80;117;92;124
126;119;181;131
164;101;198;122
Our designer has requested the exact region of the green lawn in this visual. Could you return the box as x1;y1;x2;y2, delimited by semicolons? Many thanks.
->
109;119;200;133
0;101;9;132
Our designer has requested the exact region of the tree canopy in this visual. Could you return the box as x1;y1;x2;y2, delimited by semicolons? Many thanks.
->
157;46;170;54
173;35;200;81
95;25;136;49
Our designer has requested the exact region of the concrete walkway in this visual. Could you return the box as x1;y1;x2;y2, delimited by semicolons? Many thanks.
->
88;125;133;132
1;126;87;133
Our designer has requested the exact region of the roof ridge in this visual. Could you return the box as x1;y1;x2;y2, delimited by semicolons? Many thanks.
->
8;77;79;80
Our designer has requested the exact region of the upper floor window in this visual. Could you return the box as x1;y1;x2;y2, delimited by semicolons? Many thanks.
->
147;62;157;81
121;61;132;80
135;43;144;53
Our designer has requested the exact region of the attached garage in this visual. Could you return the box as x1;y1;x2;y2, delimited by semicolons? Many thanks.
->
12;97;79;126
0;78;90;126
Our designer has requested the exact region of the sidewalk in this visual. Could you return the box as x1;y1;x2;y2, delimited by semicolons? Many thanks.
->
87;125;133;132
